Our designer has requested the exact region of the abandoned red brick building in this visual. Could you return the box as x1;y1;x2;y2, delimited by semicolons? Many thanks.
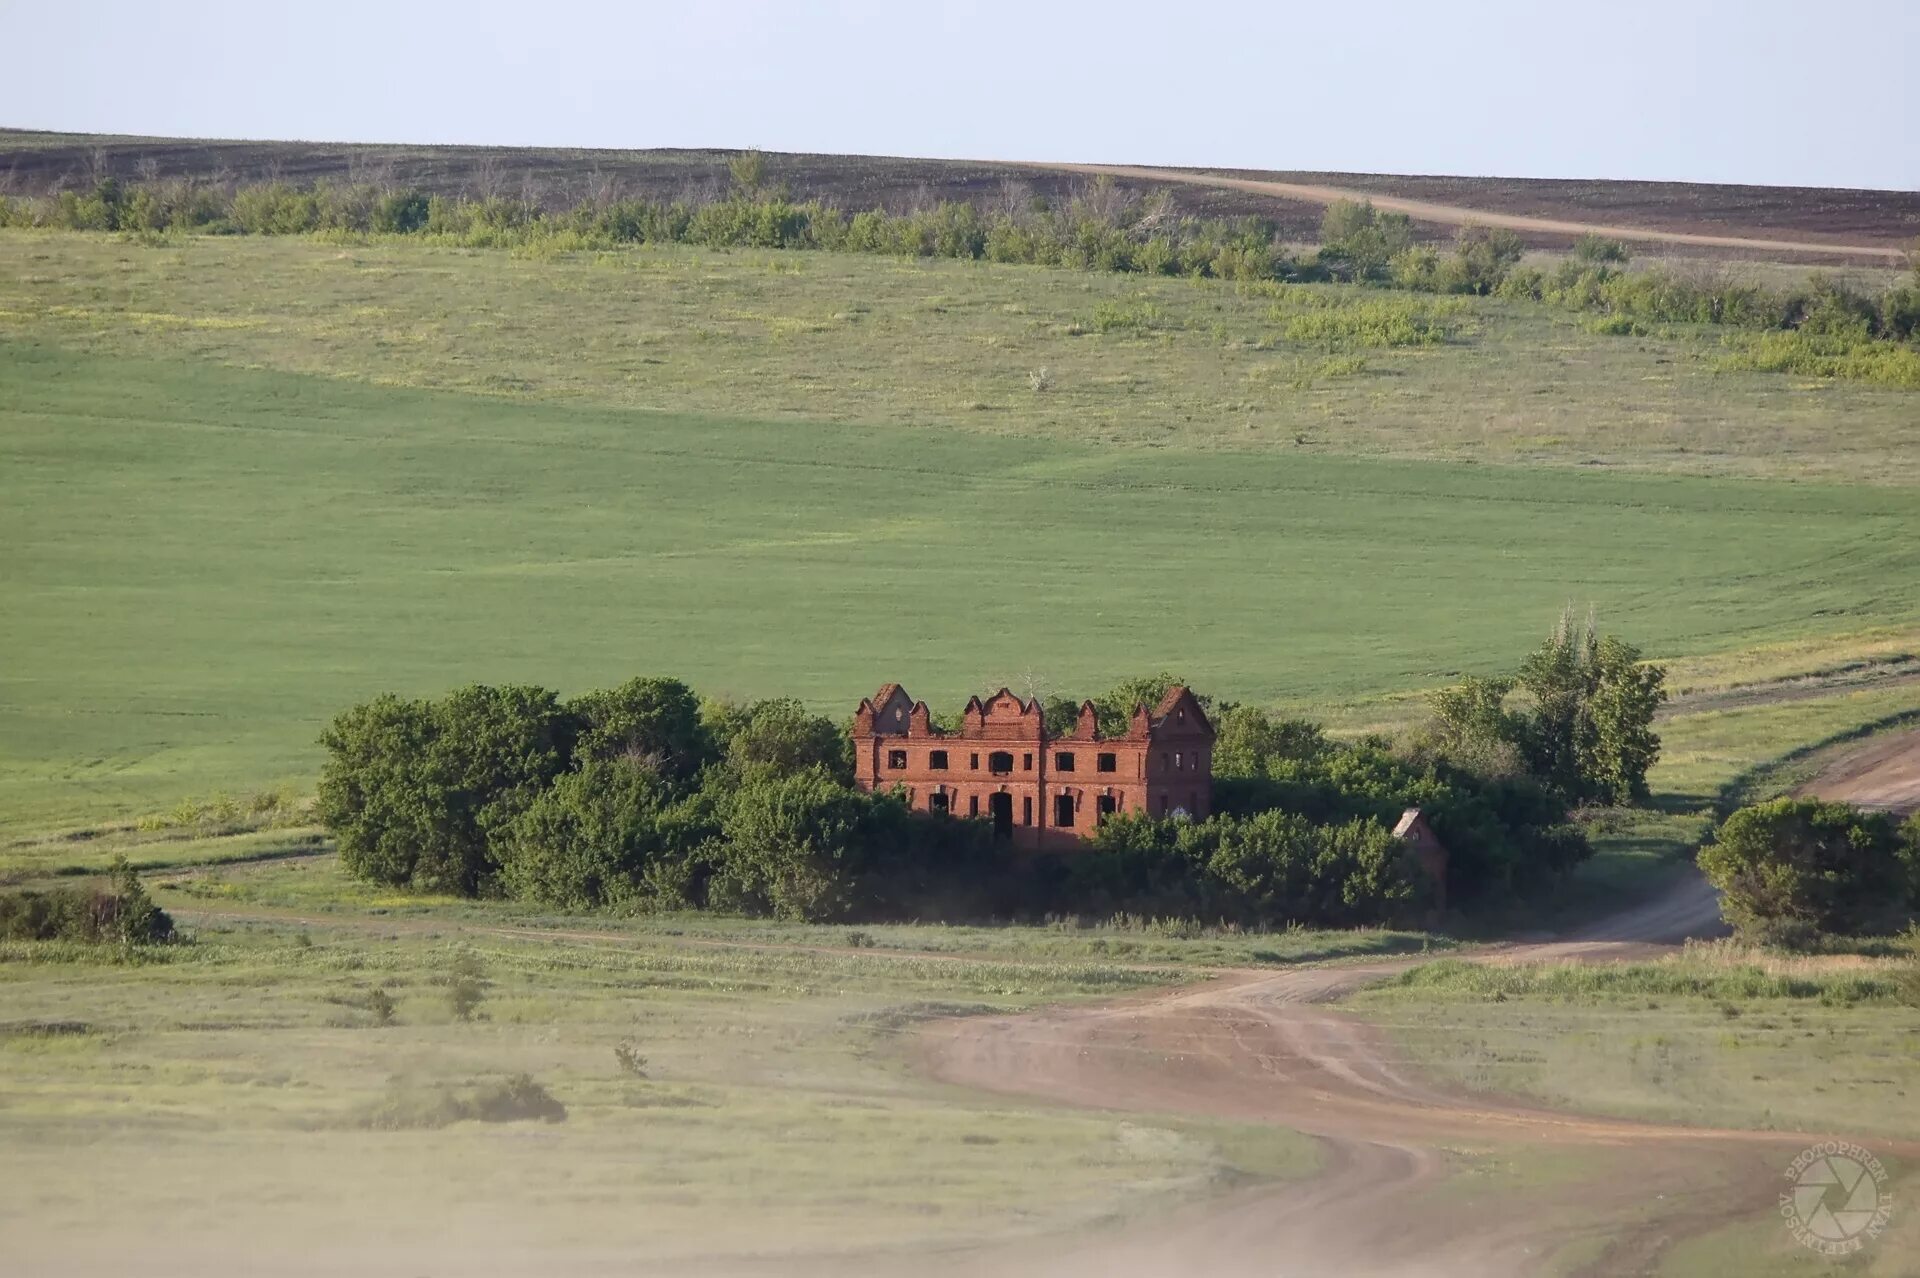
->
851;683;1215;850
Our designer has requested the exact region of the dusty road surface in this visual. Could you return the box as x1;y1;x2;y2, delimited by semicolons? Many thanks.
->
905;873;1910;1277
1023;162;1911;262
1797;726;1920;815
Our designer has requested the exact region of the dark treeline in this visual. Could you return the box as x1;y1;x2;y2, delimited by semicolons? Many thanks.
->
316;622;1670;926
7;170;1917;374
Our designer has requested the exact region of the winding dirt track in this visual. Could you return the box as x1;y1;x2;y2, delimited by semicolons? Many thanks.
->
1795;727;1920;815
906;873;1912;1277
1023;162;1909;262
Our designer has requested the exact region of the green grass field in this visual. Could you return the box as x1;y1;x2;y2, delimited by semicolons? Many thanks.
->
1353;949;1920;1140
5;334;1917;832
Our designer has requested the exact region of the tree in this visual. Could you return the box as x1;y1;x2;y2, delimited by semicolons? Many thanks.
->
1092;672;1191;737
1510;609;1667;804
108;855;173;945
1588;636;1666;803
728;149;766;196
1212;705;1328;777
1447;226;1525;295
1318;200;1414;282
1425;675;1521;763
1041;695;1083;737
709;767;874;920
708;697;850;783
1514;611;1600;796
498;759;690;908
318;684;573;895
1700;798;1920;940
568;676;711;782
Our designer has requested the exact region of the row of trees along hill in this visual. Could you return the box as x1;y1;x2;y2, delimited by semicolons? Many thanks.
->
6;172;1917;387
318;619;1666;924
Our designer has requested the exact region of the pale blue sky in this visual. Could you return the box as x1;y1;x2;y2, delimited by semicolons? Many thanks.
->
2;0;1915;190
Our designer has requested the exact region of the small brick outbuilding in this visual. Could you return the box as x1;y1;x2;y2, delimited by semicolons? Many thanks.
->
1392;807;1449;912
851;683;1214;851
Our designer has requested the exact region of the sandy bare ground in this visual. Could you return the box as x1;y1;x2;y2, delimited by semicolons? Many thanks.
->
900;873;1915;1278
1797;727;1920;815
152;855;1896;1275
1024;162;1910;263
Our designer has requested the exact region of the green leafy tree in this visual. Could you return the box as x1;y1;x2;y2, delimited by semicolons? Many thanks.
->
1588;636;1667;803
498;759;694;908
1446;225;1525;294
1514;611;1600;795
447;949;488;1021
709;767;874;920
728;149;766;196
1091;672;1192;737
1700;798;1920;940
1041;695;1084;737
1512;609;1667;804
318;685;572;895
1425;675;1521;760
1318;200;1414;282
107;854;173;945
567;676;711;782
707;697;850;782
1212;705;1328;777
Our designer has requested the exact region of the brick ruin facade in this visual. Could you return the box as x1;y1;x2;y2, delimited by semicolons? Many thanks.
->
851;683;1215;851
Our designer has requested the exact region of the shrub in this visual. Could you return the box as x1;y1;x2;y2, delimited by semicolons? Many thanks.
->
371;189;431;235
613;1039;649;1077
446;950;488;1021
0;857;173;945
365;987;397;1025
1700;799;1920;939
1316;200;1413;282
1072;808;1427;927
707;766;876;920
1422;609;1666;805
1573;234;1629;264
704;696;850;783
498;759;704;909
359;1073;566;1129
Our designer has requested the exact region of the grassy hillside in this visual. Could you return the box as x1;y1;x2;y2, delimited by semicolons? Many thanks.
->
3;235;1916;482
5;334;1919;833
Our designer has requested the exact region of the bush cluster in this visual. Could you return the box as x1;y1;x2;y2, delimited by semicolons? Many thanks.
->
1700;797;1920;944
1209;706;1590;904
0;856;173;945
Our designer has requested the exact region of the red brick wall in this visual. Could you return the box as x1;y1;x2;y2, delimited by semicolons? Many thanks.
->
852;685;1213;850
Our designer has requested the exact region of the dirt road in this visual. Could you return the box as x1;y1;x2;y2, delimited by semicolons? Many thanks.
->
1797;726;1920;815
1025;162;1909;262
911;872;1907;1277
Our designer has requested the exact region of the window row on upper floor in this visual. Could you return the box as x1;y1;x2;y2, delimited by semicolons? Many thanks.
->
883;748;1122;774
